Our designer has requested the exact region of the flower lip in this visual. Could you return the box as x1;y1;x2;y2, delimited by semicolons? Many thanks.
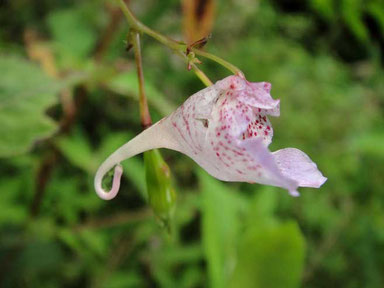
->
210;83;275;147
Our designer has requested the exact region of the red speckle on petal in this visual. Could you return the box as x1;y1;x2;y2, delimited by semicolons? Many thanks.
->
216;152;220;157
264;131;269;136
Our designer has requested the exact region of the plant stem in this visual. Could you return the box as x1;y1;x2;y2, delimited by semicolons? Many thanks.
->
118;0;243;80
190;63;213;86
191;48;244;78
119;0;183;51
175;50;213;86
191;64;213;86
130;30;152;128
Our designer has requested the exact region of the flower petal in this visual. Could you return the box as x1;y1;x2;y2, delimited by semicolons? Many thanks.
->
272;148;327;188
238;138;299;194
240;81;280;116
216;76;280;115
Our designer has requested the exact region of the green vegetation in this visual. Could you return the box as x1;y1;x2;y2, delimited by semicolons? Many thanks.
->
0;0;383;287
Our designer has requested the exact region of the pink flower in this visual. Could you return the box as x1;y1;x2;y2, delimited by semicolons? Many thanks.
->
95;75;326;200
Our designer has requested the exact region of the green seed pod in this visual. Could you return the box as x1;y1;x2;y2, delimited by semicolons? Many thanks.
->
144;149;176;230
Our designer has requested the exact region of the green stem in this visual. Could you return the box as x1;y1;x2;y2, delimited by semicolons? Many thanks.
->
130;30;152;129
118;0;243;80
175;50;212;86
119;0;183;51
191;64;213;87
191;48;244;78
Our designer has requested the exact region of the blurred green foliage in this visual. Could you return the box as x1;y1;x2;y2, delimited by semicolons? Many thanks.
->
0;0;383;287
0;57;61;157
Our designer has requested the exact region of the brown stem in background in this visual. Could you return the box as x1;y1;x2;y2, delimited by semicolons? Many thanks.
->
73;209;151;232
93;4;124;61
30;151;58;217
92;236;135;288
24;30;88;217
130;30;152;129
29;86;87;217
26;0;128;214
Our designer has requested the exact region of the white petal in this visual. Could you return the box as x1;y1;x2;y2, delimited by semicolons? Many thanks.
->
272;148;327;188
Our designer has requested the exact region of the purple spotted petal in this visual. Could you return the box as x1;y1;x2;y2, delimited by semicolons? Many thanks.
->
94;75;326;199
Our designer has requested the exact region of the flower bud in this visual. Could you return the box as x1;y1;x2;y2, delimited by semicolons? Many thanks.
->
144;149;176;230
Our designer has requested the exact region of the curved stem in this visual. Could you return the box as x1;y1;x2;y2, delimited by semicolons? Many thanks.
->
191;64;213;86
118;0;183;51
191;48;244;78
118;0;243;78
175;50;212;86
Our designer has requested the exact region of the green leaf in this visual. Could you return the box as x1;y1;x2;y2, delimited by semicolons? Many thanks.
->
367;2;384;39
199;170;246;288
310;0;336;20
55;130;97;173
228;221;306;288
46;7;97;67
0;56;62;157
341;0;369;42
106;71;176;116
103;271;144;288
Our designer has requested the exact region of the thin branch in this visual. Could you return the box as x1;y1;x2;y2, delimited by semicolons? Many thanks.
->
118;0;182;51
73;209;151;232
130;30;152;128
94;4;124;61
118;0;242;79
192;47;244;78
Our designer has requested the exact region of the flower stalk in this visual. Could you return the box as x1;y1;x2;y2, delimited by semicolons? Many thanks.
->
117;0;242;80
191;48;244;78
